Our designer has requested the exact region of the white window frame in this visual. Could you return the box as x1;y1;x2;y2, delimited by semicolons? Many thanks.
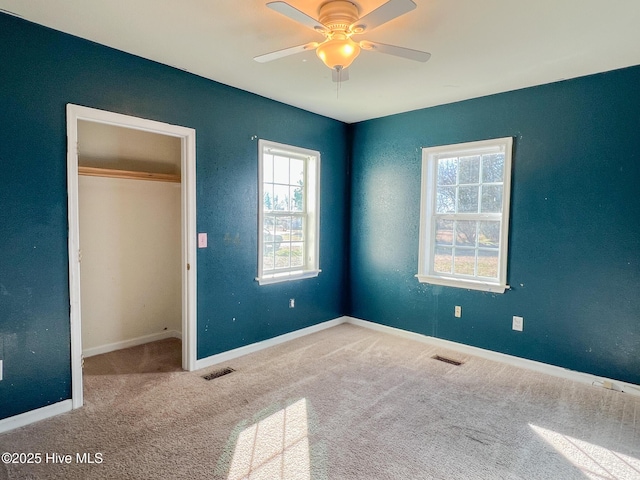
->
257;139;321;285
417;137;513;293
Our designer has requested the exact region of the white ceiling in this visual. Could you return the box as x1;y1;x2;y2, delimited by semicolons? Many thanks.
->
2;0;640;123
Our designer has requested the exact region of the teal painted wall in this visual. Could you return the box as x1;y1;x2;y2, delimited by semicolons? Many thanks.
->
0;14;349;419
349;66;640;385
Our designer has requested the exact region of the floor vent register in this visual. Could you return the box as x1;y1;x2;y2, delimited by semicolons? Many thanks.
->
202;367;235;380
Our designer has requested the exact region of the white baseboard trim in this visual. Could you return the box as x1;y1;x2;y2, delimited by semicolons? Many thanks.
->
195;317;348;371
0;400;73;434
83;330;182;358
345;316;640;397
5;315;638;434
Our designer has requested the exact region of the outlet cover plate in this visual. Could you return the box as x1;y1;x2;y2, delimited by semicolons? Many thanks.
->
512;316;524;331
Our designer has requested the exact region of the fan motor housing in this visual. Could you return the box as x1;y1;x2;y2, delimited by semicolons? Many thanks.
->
318;1;359;32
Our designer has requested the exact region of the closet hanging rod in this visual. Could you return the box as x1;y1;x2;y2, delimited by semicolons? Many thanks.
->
78;166;181;183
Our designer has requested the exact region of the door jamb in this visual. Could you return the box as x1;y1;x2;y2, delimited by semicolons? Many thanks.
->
66;104;197;409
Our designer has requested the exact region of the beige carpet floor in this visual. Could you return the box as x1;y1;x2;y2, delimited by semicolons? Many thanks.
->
1;324;639;479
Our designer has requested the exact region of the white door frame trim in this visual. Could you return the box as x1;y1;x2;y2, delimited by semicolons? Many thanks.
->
66;104;197;409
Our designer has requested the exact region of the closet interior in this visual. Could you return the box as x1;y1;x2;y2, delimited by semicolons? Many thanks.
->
77;120;183;358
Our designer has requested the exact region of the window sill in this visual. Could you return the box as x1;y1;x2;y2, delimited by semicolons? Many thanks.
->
256;269;321;286
415;274;508;293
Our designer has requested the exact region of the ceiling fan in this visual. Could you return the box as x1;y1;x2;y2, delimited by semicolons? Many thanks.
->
254;0;431;81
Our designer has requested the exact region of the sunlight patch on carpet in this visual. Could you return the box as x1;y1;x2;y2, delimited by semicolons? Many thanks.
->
227;398;310;480
530;424;640;479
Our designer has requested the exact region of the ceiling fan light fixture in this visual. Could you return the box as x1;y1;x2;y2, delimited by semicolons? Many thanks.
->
256;0;430;81
316;35;361;70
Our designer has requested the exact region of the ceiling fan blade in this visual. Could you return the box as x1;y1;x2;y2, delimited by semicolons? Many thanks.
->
266;2;328;33
254;42;319;63
332;68;350;83
360;40;431;62
351;0;416;33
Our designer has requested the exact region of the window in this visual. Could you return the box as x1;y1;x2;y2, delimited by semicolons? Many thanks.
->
417;137;513;293
257;140;320;285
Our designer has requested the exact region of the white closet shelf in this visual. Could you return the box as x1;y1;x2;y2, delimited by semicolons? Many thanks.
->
78;166;181;183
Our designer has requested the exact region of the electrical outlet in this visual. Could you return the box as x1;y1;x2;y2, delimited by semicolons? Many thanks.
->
289;298;295;308
454;306;462;318
0;359;3;381
512;316;524;331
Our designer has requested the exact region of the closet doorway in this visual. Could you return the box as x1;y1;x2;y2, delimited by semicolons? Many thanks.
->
67;104;197;409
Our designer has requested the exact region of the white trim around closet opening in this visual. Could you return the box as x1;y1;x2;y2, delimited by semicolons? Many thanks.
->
66;104;197;410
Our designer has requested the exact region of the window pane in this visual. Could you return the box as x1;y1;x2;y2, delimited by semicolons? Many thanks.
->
279;217;292;253
479;221;500;248
264;216;276;236
434;247;453;274
275;217;290;269
481;185;503;213
455;221;477;246
478;250;499;278
263;245;275;271
273;155;289;184
263;215;277;271
291;185;304;212
290;242;304;268
263;155;274;183
291;217;304;241
482;153;504;183
263;184;274;211
276;216;289;235
437;158;457;185
454;248;475;275
290;159;304;186
458;155;480;184
437;186;455;213
436;219;453;245
273;184;289;211
458;186;479;213
275;247;290;269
